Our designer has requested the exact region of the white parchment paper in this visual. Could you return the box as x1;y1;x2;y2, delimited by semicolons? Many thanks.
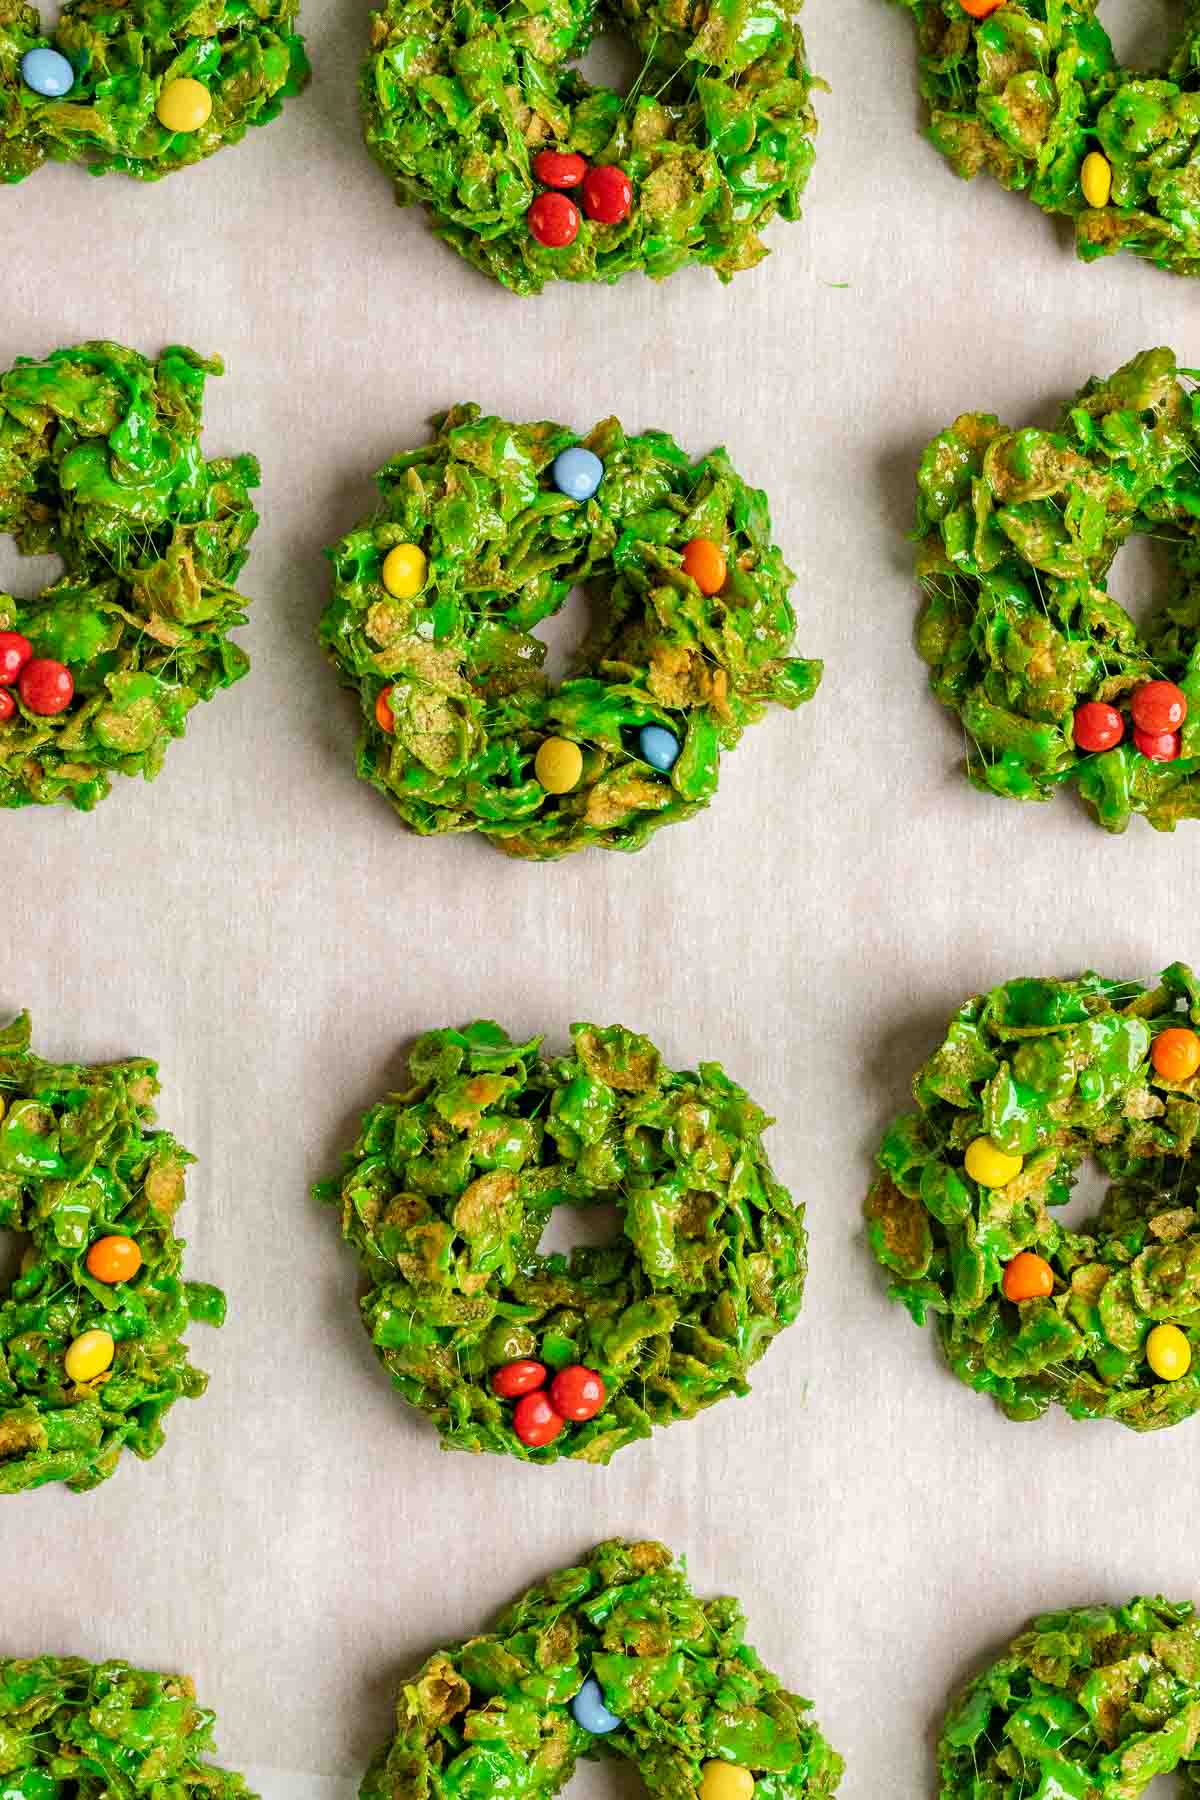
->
1;0;1198;1792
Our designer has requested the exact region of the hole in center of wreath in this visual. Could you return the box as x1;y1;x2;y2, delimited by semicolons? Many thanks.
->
0;1230;29;1293
533;586;593;687
574;27;648;97
1048;1157;1113;1235
1104;530;1175;638
538;1200;623;1264
1099;0;1178;72
0;541;66;614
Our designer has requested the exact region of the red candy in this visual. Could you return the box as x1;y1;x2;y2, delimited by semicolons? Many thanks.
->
491;1359;546;1399
532;150;586;189
581;164;632;224
1073;701;1123;753
1134;725;1181;762
0;633;32;686
548;1364;606;1422
513;1390;565;1448
0;691;14;722
18;658;73;715
528;192;580;248
1131;680;1187;735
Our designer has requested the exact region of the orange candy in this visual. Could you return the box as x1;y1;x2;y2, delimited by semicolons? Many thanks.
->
1152;1027;1200;1083
960;0;1004;14
85;1235;142;1284
681;538;727;596
1002;1251;1054;1303
375;687;396;733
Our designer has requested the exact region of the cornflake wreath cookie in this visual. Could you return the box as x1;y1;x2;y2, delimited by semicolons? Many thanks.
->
360;0;821;294
893;0;1200;277
315;1021;809;1463
939;1597;1200;1798
362;1539;844;1798
1;0;308;182
865;964;1200;1432
914;347;1200;833
0;1655;253;1798
320;405;821;859
0;1011;226;1494
0;341;261;811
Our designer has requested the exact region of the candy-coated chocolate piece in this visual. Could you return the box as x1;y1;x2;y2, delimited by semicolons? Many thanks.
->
699;1762;755;1800
20;47;74;96
1152;1028;1200;1082
1133;725;1181;762
582;164;632;224
86;1235;143;1284
513;1388;565;1447
381;542;427;599
1073;701;1123;753
1132;681;1187;734
1080;151;1112;208
491;1359;546;1398
548;1364;605;1421
551;446;603;502
638;724;680;772
528;191;579;247
0;634;33;685
1147;1324;1191;1381
535;737;583;794
571;1676;621;1735
1002;1251;1054;1303
964;1136;1023;1188
64;1328;115;1383
156;77;212;132
681;537;727;596
532;149;586;188
959;0;1003;13
375;687;396;733
18;658;72;715
0;692;14;723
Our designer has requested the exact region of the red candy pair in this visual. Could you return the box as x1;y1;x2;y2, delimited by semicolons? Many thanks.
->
492;1357;606;1447
527;151;633;248
0;632;73;720
1073;680;1188;764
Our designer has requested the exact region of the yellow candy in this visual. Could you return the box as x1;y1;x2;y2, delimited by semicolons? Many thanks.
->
381;543;428;600
535;737;583;795
64;1328;115;1384
699;1765;755;1800
1081;150;1112;208
1147;1324;1191;1382
964;1136;1023;1189
156;78;213;133
0;1095;6;1123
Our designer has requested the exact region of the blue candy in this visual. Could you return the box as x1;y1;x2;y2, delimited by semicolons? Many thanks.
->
571;1676;621;1735
20;47;75;96
638;723;681;772
552;446;603;503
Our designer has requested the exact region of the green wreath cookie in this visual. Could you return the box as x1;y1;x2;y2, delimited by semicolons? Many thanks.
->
865;963;1200;1431
0;341;261;811
360;0;821;294
315;1021;808;1463
320;405;821;859
362;1539;843;1799
892;0;1200;277
0;1010;226;1494
940;1597;1200;1798
1;0;308;181
0;1654;252;1798
913;347;1200;833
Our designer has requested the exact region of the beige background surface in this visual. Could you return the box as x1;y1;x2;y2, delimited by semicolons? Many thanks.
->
1;0;1198;1792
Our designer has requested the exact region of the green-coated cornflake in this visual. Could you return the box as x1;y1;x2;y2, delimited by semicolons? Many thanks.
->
1;0;308;182
940;1597;1200;1799
0;1011;226;1493
320;405;821;859
912;348;1200;833
0;342;260;811
891;0;1200;278
362;1540;843;1798
360;0;821;294
865;964;1200;1431
315;1022;809;1463
0;1655;253;1798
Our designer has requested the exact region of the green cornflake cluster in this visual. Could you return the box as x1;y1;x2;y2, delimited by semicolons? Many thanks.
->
891;0;1200;277
321;405;821;859
0;342;260;811
315;1022;808;1464
0;1011;226;1494
0;1654;254;1799
362;1540;844;1798
0;0;308;182
865;964;1200;1431
913;348;1200;833
939;1597;1200;1798
360;0;821;294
